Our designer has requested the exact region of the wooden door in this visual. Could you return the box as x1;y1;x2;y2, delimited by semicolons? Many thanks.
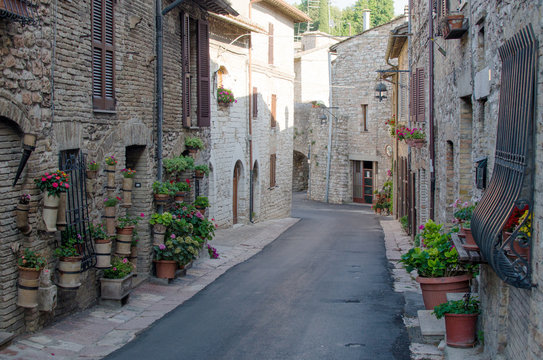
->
353;161;374;204
233;163;240;224
353;161;364;203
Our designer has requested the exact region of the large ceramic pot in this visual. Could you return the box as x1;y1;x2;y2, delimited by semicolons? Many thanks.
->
116;226;134;255
105;164;116;194
100;273;133;300
57;256;82;289
56;192;67;231
17;266;42;308
16;203;32;235
154;260;177;279
43;193;60;232
444;313;478;348
153;224;166;245
416;274;472;310
104;206;116;236
121;178;133;208
95;239;112;269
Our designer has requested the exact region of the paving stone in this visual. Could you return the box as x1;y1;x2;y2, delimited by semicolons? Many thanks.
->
410;342;445;360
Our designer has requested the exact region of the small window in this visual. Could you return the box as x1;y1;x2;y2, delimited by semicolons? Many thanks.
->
253;87;258;118
271;94;277;128
361;104;368;131
270;154;276;188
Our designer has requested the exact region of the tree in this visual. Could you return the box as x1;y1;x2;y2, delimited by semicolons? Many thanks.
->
317;0;329;33
331;0;394;36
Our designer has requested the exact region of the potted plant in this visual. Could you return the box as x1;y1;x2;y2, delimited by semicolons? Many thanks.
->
194;196;209;211
100;256;134;301
453;200;477;250
16;248;47;308
403;127;426;148
164;155;195;177
91;223;111;269
116;214;144;256
509;209;531;260
149;212;173;245
206;244;219;259
87;161;99;179
172;180;190;202
103;197;120;236
434;294;480;348
34;170;70;232
16;193;32;235
153;181;174;203
194;164;210;179
104;155;117;192
310;100;324;108
400;219;474;310
120;168;136;208
445;12;465;31
217;88;236;106
55;230;83;289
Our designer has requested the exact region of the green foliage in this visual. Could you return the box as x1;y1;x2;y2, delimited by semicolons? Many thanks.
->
172;205;216;242
433;295;480;319
149;212;173;227
152;181;174;195
104;196;121;207
400;215;408;231
117;214;142;229
55;228;83;258
103;257;133;279
185;137;205;150
154;233;200;266
163;156;195;176
317;0;329;33
18;248;47;270
453;200;476;222
88;161;99;171
194;164;210;176
171;181;190;193
90;223;108;240
194;196;209;209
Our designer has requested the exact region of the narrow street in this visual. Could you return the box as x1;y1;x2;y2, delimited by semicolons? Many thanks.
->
106;193;410;360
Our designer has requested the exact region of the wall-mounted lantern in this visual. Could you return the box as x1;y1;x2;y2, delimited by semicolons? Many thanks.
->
375;82;388;102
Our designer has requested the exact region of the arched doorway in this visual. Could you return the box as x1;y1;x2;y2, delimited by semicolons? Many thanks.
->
251;161;259;221
233;160;243;224
292;150;308;192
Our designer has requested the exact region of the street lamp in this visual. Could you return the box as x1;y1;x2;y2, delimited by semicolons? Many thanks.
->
375;82;388;102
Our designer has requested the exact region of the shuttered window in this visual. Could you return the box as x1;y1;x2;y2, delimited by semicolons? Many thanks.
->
270;154;276;188
252;87;258;118
410;68;425;122
271;94;277;128
268;23;274;65
92;0;115;111
181;12;191;127
197;19;210;127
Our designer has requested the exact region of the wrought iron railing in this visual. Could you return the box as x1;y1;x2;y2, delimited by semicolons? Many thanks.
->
0;0;37;25
471;25;537;289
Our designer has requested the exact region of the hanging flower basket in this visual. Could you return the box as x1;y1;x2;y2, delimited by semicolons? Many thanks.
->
217;87;236;105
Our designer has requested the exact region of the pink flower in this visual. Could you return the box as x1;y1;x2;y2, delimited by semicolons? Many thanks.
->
113;267;117;271
52;182;58;188
419;225;424;230
159;244;166;250
170;234;176;239
56;176;60;180
41;177;46;181
196;212;204;219
186;179;190;184
44;173;49;176
122;258;128;263
47;175;52;179
140;213;145;218
65;183;70;188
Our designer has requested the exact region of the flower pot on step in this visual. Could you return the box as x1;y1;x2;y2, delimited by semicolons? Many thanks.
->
57;256;82;289
43;193;60;232
95;239;112;269
154;260;177;279
100;273;133;300
116;226;134;255
17;266;42;308
416;274;472;310
104;206;116;236
153;224;166;245
56;192;67;231
16;203;32;235
444;313;478;348
121;178;133;208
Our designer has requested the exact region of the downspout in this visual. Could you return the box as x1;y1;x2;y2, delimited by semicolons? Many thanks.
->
156;0;164;183
248;2;254;222
324;50;333;203
428;0;435;220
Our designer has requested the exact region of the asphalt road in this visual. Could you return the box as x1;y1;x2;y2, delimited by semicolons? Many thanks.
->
106;193;410;360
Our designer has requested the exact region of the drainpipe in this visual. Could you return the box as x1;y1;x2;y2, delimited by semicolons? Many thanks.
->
428;0;435;220
324;50;333;203
248;2;254;222
156;0;164;183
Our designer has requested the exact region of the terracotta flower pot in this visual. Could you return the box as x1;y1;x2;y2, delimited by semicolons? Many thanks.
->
444;313;478;348
56;192;67;231
105;164;116;194
94;239;112;269
16;203;32;235
447;14;465;30
116;226;134;256
174;192;186;203
416;274;472;310
104;206;116;236
154;193;170;203
511;237;530;261
57;256;82;289
462;228;479;251
121;177;133;208
43;193;60;232
153;224;166;245
195;170;205;178
154;260;177;279
17;266;42;308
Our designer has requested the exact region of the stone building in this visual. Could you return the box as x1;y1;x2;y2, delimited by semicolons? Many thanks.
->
0;0;304;338
408;0;543;358
306;16;405;204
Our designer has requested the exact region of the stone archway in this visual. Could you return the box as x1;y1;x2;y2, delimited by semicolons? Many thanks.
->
292;150;308;192
233;160;243;224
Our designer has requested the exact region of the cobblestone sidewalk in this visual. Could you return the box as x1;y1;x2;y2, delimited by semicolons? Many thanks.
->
0;218;299;360
380;218;444;360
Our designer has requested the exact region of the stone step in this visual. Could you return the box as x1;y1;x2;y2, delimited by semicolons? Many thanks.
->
0;331;16;350
418;310;445;336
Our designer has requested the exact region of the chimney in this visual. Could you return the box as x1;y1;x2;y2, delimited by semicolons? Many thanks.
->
404;5;409;16
362;10;370;31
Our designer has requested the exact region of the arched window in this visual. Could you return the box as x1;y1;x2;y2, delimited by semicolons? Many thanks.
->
217;66;228;88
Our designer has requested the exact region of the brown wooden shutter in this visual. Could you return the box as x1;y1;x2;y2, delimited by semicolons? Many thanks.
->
92;0;115;111
197;18;210;127
416;68;425;122
181;12;191;127
270;154;276;187
268;23;274;65
271;94;277;128
409;71;416;123
252;87;258;118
